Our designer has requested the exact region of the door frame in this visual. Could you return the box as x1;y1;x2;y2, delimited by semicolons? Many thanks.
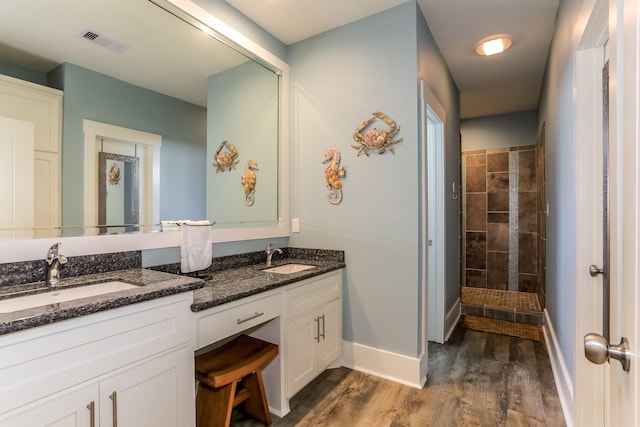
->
607;0;639;424
420;82;446;346
83;120;161;230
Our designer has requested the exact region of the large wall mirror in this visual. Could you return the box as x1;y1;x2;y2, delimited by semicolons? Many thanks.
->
0;0;288;241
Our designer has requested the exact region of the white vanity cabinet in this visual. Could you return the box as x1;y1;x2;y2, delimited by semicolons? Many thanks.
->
0;293;195;427
283;270;342;398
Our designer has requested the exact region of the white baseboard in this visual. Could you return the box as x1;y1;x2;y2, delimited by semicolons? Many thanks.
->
341;340;426;389
444;298;461;341
542;309;575;427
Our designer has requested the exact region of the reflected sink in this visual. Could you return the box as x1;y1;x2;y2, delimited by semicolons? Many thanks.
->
0;281;139;313
261;264;315;274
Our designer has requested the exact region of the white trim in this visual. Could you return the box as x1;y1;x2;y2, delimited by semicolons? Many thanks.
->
83;120;162;227
421;82;447;345
542;309;575;427
341;340;427;389
444;298;461;342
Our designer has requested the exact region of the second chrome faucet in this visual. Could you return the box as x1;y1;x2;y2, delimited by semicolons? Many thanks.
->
265;242;282;267
46;242;68;287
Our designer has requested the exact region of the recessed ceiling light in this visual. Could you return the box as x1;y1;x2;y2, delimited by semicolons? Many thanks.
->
475;36;512;56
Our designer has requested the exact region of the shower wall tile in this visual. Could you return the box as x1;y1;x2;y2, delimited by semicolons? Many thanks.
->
466;193;487;231
518;149;537;192
466;154;487;192
466;269;487;288
487;172;509;192
488;212;509;223
488;191;509;212
519;191;537;232
466;232;487;269
518;232;537;274
487;223;509;252
518;273;537;293
487;251;509;290
487;152;509;172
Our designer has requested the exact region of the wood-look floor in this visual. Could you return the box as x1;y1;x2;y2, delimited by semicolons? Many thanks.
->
231;325;566;426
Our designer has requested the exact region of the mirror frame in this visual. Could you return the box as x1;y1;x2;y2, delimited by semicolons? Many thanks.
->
0;0;290;262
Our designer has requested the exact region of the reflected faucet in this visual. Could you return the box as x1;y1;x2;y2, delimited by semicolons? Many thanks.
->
265;242;282;267
46;242;68;288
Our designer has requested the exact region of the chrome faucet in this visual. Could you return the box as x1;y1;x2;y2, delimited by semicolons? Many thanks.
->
45;242;68;288
265;242;282;267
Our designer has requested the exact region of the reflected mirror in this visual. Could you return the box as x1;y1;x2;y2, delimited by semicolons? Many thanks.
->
99;152;139;234
0;0;283;239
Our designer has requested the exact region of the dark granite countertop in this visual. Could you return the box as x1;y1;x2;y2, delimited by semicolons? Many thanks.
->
0;248;345;335
191;257;345;312
0;269;204;336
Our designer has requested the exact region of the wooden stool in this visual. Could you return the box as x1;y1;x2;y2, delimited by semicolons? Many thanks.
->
195;335;278;427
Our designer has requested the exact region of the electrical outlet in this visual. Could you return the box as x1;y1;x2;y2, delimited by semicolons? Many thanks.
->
292;218;300;233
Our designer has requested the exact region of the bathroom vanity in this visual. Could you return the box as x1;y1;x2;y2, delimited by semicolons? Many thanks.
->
0;252;344;426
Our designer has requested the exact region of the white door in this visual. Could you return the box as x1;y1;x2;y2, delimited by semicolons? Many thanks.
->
581;0;639;425
0;116;34;238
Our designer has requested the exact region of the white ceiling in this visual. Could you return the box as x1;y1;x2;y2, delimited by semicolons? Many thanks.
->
226;0;560;119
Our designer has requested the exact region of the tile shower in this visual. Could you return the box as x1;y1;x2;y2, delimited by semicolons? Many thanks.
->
461;140;546;322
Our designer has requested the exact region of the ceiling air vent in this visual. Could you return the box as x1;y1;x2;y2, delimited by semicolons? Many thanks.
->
79;29;128;53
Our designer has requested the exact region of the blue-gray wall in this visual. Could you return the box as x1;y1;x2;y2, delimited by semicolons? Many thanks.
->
288;2;459;357
0;60;48;86
48;63;207;227
538;0;580;382
417;3;462;337
461;110;538;151
207;61;279;226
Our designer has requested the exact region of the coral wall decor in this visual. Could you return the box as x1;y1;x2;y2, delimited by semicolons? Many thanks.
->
241;159;258;206
323;147;345;205
212;140;239;172
352;111;403;156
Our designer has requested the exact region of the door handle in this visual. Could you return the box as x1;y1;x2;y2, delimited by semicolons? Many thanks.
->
110;391;118;427
584;333;631;372
589;264;604;277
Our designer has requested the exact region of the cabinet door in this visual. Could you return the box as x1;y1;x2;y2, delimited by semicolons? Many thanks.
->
0;383;98;427
100;346;194;427
317;299;342;370
285;312;319;398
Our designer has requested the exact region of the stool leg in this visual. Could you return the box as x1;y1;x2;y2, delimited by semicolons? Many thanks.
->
240;370;272;425
196;382;237;427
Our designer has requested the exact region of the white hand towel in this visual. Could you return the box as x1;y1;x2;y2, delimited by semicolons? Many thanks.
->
180;220;212;273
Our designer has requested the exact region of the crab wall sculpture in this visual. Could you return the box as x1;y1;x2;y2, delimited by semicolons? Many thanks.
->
323;147;346;205
352;111;403;156
241;159;258;206
212;140;239;172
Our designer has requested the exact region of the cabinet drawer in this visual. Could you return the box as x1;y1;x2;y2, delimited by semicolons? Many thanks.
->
284;271;341;319
195;293;282;348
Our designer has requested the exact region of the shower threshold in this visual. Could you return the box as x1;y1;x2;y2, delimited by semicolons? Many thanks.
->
461;287;543;326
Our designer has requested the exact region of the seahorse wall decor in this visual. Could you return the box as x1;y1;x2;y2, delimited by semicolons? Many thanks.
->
351;111;403;156
323;147;346;205
241;159;258;206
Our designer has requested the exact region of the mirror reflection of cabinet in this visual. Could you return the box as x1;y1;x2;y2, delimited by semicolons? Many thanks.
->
0;74;61;239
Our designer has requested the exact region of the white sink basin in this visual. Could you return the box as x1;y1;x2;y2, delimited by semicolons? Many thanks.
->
0;281;139;313
262;263;315;274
